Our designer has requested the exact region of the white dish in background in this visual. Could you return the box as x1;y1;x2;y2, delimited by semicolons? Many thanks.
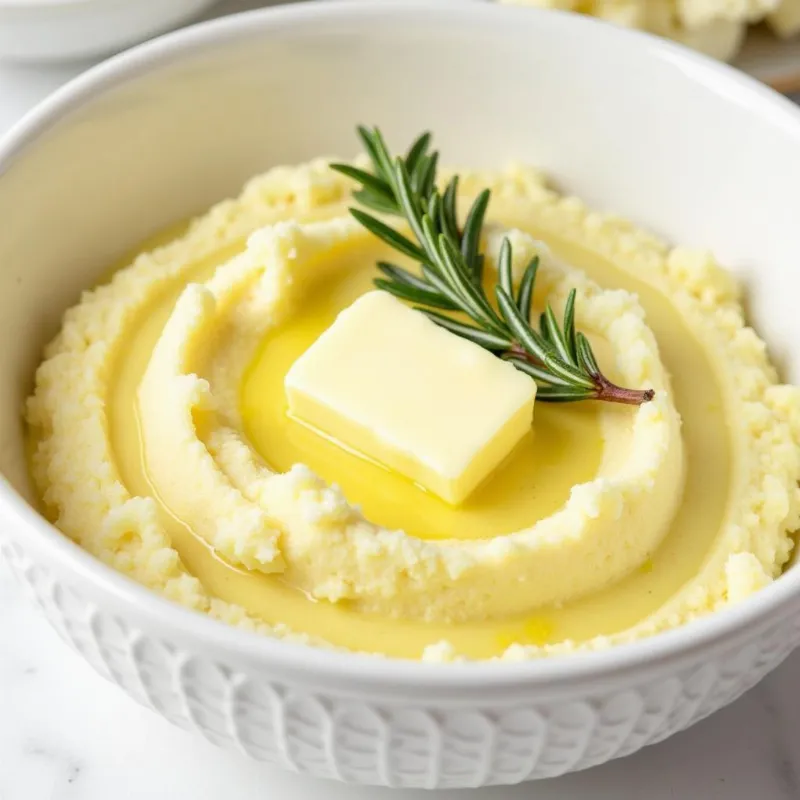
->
3;0;800;789
0;0;219;63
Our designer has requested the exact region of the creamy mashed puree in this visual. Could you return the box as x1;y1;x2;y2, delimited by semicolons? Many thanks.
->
26;160;800;661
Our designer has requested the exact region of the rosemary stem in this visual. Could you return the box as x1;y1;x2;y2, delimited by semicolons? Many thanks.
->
593;377;656;406
507;344;654;406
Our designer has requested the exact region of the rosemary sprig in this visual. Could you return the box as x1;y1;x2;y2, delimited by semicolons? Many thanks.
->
331;127;654;405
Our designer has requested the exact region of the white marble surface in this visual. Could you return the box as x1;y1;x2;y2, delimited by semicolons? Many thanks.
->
2;2;800;798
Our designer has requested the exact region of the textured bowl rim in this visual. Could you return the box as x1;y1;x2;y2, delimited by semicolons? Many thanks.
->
4;0;800;689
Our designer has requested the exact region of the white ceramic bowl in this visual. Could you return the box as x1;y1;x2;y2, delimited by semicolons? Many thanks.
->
3;1;800;789
0;0;219;63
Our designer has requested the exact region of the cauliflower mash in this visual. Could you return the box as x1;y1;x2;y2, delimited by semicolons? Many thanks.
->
26;159;800;661
498;0;800;61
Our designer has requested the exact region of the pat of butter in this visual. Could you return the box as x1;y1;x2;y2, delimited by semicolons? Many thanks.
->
284;291;536;504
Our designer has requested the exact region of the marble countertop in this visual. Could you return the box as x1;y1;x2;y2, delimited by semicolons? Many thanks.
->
2;2;800;798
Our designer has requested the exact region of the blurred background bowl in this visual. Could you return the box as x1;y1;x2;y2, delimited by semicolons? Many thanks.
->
0;0;220;63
